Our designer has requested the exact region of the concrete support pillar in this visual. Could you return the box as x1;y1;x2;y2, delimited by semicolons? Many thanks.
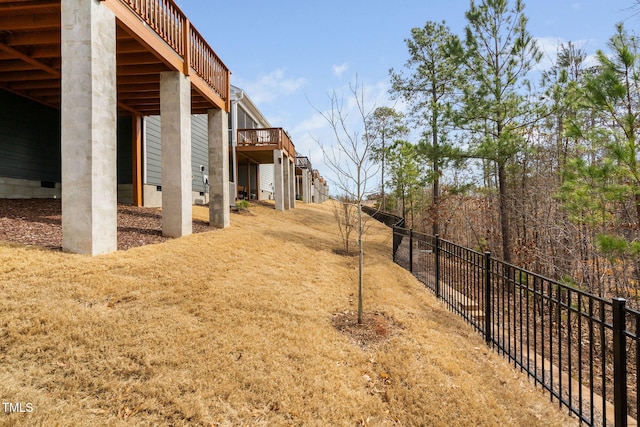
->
160;71;192;237
301;170;309;203
274;150;285;211
289;159;296;209
61;0;117;255
208;108;229;228
283;155;291;210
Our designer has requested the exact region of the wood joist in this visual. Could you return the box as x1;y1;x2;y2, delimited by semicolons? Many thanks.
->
0;0;225;116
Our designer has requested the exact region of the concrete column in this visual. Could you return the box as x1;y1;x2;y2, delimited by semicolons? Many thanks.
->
283;155;291;210
289;159;296;209
301;169;309;203
274;150;285;211
160;71;192;237
61;0;117;255
208;108;229;228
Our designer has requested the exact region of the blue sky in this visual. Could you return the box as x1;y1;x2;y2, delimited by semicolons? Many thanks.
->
176;0;637;188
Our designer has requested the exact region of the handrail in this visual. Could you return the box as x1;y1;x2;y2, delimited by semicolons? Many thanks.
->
119;0;229;108
237;128;296;158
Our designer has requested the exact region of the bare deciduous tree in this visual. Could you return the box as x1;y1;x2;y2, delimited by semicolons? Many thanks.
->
333;194;357;255
313;77;379;324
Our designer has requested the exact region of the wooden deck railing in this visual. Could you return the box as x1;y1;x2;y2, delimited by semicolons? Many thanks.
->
295;156;312;170
237;128;296;158
120;0;229;105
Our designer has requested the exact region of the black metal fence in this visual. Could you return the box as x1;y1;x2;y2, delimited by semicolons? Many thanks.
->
361;205;405;228
390;226;639;427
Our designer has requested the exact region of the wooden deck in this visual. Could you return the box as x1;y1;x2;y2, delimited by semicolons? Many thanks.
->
0;0;230;115
236;128;296;164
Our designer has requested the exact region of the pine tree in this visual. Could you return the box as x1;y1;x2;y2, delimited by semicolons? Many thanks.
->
390;20;462;236
365;107;407;212
386;140;426;226
457;0;541;263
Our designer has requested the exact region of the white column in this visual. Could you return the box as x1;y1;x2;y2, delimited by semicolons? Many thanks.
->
208;108;229;228
160;71;192;237
273;150;285;211
61;0;117;255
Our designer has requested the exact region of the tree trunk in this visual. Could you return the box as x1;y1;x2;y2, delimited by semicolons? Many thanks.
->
381;136;386;212
432;84;440;237
357;200;363;324
498;161;512;263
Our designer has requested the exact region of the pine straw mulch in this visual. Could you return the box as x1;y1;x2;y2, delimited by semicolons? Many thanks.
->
332;310;402;350
0;199;212;251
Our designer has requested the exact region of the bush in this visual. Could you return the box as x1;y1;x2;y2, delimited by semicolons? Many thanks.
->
236;200;250;210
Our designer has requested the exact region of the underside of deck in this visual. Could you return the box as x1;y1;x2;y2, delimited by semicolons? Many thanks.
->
0;0;229;116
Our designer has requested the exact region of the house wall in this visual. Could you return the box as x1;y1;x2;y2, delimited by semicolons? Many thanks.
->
259;164;274;200
143;114;210;207
0;90;61;197
144;115;162;186
191;114;208;195
0;90;133;200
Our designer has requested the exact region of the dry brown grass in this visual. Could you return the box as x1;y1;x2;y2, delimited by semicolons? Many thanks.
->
0;200;577;426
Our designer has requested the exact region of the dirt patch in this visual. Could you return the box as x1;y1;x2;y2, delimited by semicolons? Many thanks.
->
231;207;255;215
332;248;359;257
331;310;401;349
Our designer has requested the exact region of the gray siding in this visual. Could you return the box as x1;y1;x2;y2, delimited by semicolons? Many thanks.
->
191;115;208;193
144;114;209;193
144;115;162;186
0;90;132;187
0;90;61;183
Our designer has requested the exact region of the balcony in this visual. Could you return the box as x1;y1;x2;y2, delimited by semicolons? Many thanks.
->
0;0;230;115
295;156;312;170
236;128;296;164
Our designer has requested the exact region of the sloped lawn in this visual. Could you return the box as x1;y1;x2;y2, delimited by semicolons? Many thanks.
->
0;201;576;426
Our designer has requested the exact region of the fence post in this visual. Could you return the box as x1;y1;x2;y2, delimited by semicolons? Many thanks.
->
434;234;441;298
612;297;628;427
392;225;397;261
409;228;413;274
484;252;492;345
